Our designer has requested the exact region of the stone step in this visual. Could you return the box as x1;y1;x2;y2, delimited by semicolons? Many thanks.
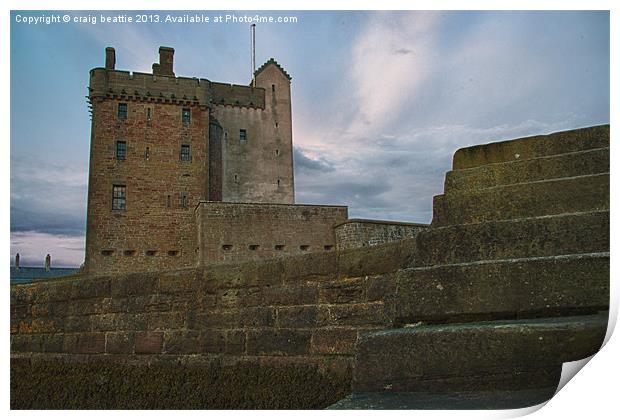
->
415;211;609;267
452;124;609;170
444;147;609;193
351;313;607;397
432;173;609;227
392;253;609;324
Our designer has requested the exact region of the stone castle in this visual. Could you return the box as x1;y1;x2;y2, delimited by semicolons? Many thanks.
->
10;45;609;409
85;46;425;275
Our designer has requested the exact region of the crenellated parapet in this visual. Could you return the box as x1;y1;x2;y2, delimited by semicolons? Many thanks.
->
88;47;266;109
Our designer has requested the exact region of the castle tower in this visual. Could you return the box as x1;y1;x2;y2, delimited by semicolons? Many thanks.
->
84;46;295;274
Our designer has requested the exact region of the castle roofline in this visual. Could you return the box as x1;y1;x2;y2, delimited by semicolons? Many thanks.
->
254;58;292;81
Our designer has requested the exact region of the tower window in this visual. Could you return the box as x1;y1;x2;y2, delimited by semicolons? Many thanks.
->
145;147;150;160
300;245;310;251
116;141;126;160
117;103;128;120
277;179;281;187
239;129;247;144
222;244;233;251
180;144;190;161
182;108;191;124
112;185;126;210
272;84;275;92
249;245;259;251
166;194;171;208
181;194;188;209
146;107;152;121
275;245;285;251
275;149;279;156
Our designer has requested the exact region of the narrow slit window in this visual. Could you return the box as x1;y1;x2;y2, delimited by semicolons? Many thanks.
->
101;250;114;256
180;144;190;161
112;185;126;210
117;103;128;120
300;245;310;251
146;107;152;121
181;194;188;209
277;179;281;187
239;129;247;144
182;108;191;124
145;147;150;160
116;141;126;160
167;250;179;256
249;245;259;251
123;250;136;256
275;245;285;251
145;250;157;257
166;194;171;208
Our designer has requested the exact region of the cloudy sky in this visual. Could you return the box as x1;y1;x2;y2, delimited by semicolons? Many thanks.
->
10;10;609;267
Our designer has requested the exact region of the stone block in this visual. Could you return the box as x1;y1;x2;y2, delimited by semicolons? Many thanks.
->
432;173;609;226
64;332;106;354
452;124;609;170
239;307;275;327
417;211;609;266
445;146;609;192
202;329;245;354
352;313;607;393
393;253;610;324
105;331;135;354
163;330;202;354
277;306;317;328
319;278;365;304
246;329;311;356
262;283;318;306
317;303;390;327
134;331;163;354
365;274;396;302
310;328;358;355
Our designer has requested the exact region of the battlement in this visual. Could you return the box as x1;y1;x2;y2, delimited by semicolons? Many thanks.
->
89;46;266;109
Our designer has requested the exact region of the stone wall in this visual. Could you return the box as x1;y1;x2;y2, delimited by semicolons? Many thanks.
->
11;239;417;374
84;97;206;275
335;219;428;250
196;202;348;265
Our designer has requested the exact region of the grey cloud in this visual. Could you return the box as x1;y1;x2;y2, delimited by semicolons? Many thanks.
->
11;156;88;236
11;206;86;236
293;147;335;173
393;48;413;55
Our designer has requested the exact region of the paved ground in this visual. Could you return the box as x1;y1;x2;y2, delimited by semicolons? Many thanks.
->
328;388;556;410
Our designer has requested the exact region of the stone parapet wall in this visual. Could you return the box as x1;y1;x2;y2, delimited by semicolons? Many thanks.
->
196;202;348;264
11;239;416;373
335;219;428;250
89;68;265;109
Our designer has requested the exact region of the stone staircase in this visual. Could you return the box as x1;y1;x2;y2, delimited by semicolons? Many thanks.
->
331;125;609;409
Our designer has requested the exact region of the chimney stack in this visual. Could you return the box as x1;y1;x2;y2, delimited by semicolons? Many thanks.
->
152;46;175;77
105;47;116;70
